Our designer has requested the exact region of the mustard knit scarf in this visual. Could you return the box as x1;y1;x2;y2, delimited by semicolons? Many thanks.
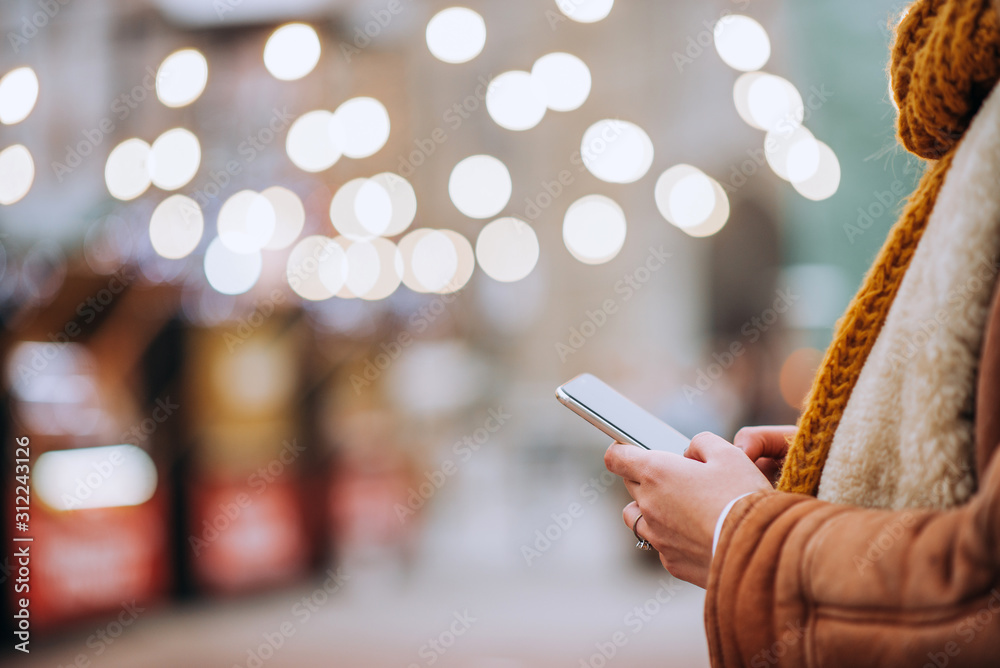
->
778;0;1000;496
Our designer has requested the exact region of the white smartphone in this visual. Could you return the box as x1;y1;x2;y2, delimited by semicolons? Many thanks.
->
556;373;690;454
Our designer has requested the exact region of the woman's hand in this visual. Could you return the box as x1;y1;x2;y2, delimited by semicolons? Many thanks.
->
732;425;797;484
605;432;773;588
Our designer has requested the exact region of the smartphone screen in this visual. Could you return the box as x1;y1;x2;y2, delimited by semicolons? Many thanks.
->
556;373;690;454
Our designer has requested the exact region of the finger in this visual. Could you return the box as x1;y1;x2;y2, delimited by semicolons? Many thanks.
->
622;501;641;532
623;477;640;500
733;426;796;462
605;441;653;481
683;431;736;463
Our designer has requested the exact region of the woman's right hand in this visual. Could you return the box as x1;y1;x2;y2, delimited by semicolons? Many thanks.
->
732;425;797;485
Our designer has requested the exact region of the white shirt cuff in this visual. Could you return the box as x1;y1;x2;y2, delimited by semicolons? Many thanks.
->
712;492;753;559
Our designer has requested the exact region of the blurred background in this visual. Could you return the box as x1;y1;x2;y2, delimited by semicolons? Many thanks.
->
0;0;919;666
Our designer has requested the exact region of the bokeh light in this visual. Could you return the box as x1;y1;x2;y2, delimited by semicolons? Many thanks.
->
155;49;208;108
438;230;475;294
35;445;158;511
531;52;592;112
425;7;487;64
354;179;393;236
371;172;417;237
580;119;654;184
449;155;512;219
475;217;540;283
149;194;204;259
743;73;804;133
286;110;341;172
792;141;841;201
148;127;201;191
105;138;151;201
655;165;730;237
714;15;771;71
0;144;35;205
261;186;305;250
669;172;716;229
331;97;391;159
0;66;39;125
765;125;819;182
331;178;378;241
486;71;547;131
412;230;459;293
780;348;824;409
264;23;321;81
682;179;730;238
203;237;262;295
359;237;403;300
555;0;614;23
287;235;346;301
399;229;434;293
217;190;277;254
562;194;626;265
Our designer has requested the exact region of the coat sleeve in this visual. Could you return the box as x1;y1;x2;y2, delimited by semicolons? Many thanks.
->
704;451;1000;667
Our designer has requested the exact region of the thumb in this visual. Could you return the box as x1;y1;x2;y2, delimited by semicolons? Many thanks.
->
684;431;738;463
733;425;796;462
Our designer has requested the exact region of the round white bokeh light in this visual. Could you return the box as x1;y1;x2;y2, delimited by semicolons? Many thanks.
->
0;144;34;205
476;217;540;283
580;119;654;184
264;23;321;81
156;49;208;108
149;194;203;259
0;67;39;125
204;237;262;296
105;139;151;201
217;190;276;254
286;110;341;172
449;155;512;219
148;128;201;191
426;7;487;64
555;0;614;23
714;15;771;71
563;195;627;265
486;70;547;132
531;52;591;112
792;141;841;201
331;97;391;160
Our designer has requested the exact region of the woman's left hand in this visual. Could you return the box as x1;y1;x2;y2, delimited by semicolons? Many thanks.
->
604;432;774;588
